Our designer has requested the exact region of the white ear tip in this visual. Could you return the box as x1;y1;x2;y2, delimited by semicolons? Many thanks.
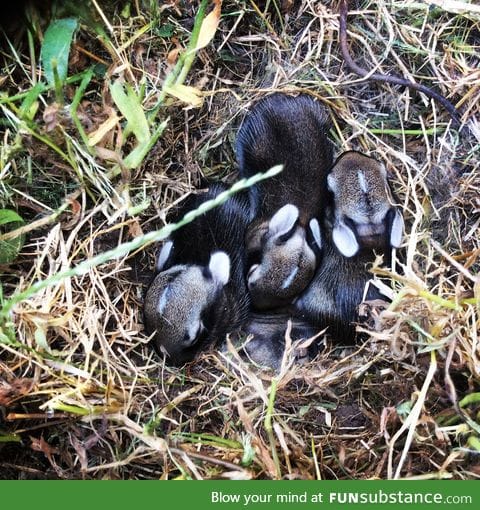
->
309;218;322;249
279;203;298;217
332;224;359;257
156;240;173;271
390;209;404;248
268;204;299;236
209;251;230;286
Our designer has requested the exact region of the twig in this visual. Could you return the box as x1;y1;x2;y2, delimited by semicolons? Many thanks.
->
338;0;461;126
170;448;249;473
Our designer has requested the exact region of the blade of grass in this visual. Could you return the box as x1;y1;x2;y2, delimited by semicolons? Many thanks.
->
0;73;87;105
40;18;78;87
70;69;94;149
264;377;281;479
155;0;209;110
110;80;150;144
388;349;438;479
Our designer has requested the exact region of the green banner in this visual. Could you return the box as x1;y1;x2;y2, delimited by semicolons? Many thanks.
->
0;480;478;510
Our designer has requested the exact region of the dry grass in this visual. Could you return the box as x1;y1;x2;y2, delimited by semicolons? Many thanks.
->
0;0;479;479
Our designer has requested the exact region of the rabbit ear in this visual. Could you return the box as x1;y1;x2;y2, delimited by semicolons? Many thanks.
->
156;240;174;272
156;284;172;314
332;222;359;257
389;209;404;248
307;218;322;251
208;251;230;286
268;204;299;240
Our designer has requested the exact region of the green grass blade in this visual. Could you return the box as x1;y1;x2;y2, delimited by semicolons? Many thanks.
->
123;119;168;169
110;80;150;144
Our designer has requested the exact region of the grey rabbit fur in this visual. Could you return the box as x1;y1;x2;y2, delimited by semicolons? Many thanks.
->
239;313;319;370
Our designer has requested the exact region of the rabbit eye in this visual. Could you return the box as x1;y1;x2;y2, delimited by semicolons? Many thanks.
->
182;329;198;347
182;321;207;347
343;216;358;232
182;332;194;345
202;266;213;280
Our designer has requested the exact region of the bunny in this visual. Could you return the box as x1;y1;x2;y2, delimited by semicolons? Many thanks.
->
238;312;319;370
236;93;334;310
143;184;251;366
294;151;404;343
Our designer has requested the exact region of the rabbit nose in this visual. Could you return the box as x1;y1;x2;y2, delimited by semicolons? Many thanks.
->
356;222;386;239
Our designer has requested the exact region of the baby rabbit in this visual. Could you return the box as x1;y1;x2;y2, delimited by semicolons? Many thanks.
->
143;184;251;366
294;151;404;343
236;93;334;310
239;313;319;370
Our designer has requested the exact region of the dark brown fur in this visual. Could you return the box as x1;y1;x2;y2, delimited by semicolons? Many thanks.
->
237;93;334;309
237;93;333;228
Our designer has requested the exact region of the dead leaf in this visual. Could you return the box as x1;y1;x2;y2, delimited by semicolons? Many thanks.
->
95;146;123;164
61;197;82;230
195;0;222;50
30;436;65;477
167;48;180;65
281;0;294;13
128;219;144;238
164;83;203;107
69;432;88;472
43;103;62;132
69;197;82;215
30;436;59;458
0;378;34;406
87;112;120;146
